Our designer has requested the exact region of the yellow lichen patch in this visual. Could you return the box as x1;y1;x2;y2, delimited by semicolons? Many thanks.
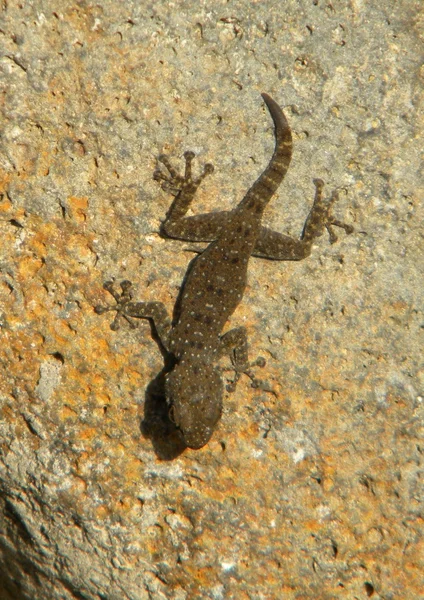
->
183;565;216;591
122;367;145;389
91;406;107;421
91;390;111;406
84;346;123;374
112;495;133;515
27;235;48;260
17;255;44;280
123;456;144;482
66;233;95;264
241;419;261;441
60;405;79;421
23;277;49;303
67;196;89;223
47;323;78;352
0;195;13;213
58;384;89;412
79;427;98;442
88;336;113;355
11;329;45;355
70;477;87;495
0;169;12;194
1;330;45;385
95;505;110;520
35;148;54;178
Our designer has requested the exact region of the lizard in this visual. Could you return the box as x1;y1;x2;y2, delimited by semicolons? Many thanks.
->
95;93;353;450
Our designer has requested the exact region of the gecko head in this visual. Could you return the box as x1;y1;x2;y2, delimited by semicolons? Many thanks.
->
165;361;223;449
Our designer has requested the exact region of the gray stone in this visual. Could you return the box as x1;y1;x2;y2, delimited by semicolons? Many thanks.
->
0;1;422;598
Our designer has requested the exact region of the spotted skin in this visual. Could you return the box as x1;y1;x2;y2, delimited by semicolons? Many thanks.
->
95;93;353;449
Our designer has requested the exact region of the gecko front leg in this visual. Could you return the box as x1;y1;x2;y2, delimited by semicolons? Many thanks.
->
154;151;214;229
95;280;172;350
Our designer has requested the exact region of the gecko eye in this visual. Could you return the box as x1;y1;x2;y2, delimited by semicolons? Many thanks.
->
168;405;176;424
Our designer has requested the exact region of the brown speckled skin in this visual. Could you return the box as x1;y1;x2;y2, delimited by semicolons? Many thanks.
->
96;94;353;449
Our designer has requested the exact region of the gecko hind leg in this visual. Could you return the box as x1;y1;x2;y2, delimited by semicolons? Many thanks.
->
95;280;171;348
253;179;353;261
219;327;266;393
302;179;354;246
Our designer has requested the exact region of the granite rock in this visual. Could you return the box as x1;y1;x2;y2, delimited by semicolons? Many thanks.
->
0;1;422;599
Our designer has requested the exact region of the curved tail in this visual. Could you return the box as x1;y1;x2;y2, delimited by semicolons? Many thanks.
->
238;93;292;214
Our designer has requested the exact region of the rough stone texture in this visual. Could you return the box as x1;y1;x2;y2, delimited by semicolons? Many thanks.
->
0;1;422;599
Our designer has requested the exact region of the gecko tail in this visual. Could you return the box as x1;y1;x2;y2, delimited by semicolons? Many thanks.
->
261;92;293;182
237;94;293;214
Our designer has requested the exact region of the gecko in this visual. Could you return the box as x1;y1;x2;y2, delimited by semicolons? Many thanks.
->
95;93;353;450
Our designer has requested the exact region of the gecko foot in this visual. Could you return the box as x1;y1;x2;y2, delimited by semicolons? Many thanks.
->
153;151;214;196
94;280;138;331
305;179;354;245
225;356;267;393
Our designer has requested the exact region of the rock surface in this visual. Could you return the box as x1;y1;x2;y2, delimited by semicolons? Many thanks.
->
0;1;422;599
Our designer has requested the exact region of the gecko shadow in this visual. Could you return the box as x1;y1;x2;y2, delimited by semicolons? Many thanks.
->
139;252;216;459
135;323;187;459
97;256;229;459
140;365;187;460
96;284;189;459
